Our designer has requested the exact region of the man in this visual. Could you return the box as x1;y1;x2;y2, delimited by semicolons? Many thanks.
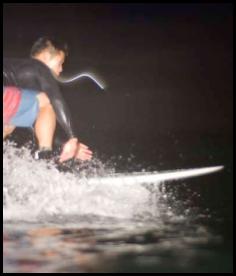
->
3;37;92;162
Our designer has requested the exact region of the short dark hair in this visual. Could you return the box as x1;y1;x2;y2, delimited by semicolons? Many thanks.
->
30;37;68;57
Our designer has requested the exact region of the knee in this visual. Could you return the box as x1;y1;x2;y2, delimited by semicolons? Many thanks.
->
3;125;15;139
37;92;51;108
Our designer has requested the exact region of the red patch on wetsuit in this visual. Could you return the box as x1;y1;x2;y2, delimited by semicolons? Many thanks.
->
3;86;22;124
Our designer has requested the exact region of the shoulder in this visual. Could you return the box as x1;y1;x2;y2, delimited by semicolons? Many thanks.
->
27;58;51;74
27;59;57;83
4;57;50;73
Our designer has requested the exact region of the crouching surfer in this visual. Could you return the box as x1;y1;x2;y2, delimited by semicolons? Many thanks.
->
3;36;93;164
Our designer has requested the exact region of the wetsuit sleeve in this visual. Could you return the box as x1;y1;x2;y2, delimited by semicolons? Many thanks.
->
37;71;77;139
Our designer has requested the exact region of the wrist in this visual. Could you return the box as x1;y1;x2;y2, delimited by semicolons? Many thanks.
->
70;137;78;142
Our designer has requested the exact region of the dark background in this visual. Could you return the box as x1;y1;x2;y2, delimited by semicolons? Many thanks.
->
3;3;233;169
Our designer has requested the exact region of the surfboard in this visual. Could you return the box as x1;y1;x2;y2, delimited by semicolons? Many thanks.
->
85;165;224;185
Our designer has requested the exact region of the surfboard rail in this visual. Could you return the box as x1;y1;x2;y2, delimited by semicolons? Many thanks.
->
85;165;224;185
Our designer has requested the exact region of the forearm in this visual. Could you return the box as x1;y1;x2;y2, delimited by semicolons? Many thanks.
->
51;97;77;139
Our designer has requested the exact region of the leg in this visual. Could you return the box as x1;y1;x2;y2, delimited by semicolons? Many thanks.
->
3;125;15;139
3;87;56;153
34;93;56;150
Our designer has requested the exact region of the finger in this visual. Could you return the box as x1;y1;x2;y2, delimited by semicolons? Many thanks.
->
77;148;93;155
79;143;89;149
82;149;93;155
76;152;93;161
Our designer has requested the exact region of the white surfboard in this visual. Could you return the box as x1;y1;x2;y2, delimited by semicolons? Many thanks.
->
85;165;224;185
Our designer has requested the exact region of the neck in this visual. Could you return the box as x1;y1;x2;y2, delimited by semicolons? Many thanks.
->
32;53;47;64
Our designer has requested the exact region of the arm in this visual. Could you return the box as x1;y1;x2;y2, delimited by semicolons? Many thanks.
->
37;69;93;161
38;67;77;139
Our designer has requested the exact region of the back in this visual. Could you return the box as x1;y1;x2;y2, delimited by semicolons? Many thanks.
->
3;58;52;91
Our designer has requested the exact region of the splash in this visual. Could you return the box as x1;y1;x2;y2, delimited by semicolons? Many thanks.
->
3;142;164;224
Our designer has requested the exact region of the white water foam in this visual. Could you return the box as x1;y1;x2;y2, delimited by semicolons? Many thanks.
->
3;142;164;223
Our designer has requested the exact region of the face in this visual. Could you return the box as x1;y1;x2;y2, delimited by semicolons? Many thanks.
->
46;51;65;76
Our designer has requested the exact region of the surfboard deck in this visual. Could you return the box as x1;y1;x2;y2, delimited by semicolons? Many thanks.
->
85;165;224;185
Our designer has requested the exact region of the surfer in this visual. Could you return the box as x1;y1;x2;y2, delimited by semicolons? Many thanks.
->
3;37;92;162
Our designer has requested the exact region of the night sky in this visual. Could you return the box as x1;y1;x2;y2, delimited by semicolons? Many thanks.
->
3;4;233;164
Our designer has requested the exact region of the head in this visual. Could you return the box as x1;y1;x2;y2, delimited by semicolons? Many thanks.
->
30;37;68;76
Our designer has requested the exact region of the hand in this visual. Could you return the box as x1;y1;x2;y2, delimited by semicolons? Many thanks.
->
75;143;93;161
59;138;78;163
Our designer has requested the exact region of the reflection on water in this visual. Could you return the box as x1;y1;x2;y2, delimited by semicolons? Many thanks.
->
3;216;232;273
3;142;233;273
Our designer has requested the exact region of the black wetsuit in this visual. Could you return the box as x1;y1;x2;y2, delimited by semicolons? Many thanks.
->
3;57;76;139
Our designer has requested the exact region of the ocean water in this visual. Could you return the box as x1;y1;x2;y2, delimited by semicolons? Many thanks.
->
3;139;233;273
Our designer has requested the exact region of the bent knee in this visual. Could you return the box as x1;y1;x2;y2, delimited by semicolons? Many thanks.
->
3;125;15;139
37;92;51;108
